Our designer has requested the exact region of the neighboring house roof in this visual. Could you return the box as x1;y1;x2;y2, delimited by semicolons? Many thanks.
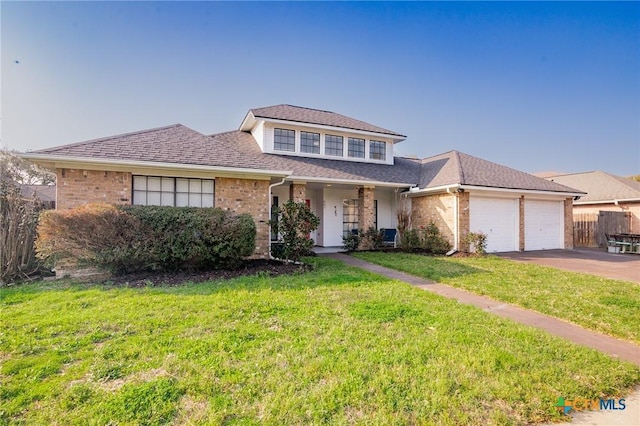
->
20;184;56;202
417;150;582;193
546;171;640;203
248;104;406;138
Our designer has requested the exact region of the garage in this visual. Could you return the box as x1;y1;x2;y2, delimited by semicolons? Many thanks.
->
524;199;564;250
469;196;519;252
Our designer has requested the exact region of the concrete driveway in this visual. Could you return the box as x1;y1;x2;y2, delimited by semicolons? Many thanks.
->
498;249;640;283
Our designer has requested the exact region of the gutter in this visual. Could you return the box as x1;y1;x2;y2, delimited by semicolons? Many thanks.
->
18;153;293;178
574;198;640;206
408;183;584;198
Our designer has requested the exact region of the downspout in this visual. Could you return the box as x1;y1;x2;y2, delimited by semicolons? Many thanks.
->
268;178;287;259
446;187;459;252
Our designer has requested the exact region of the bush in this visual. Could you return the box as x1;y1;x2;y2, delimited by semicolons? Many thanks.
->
0;181;44;285
36;204;256;274
421;222;451;254
359;227;384;250
269;200;319;262
400;228;421;251
341;232;360;252
462;231;488;255
398;222;451;254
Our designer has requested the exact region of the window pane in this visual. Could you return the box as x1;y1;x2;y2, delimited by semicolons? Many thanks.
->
161;192;174;206
189;194;202;207
274;128;295;152
189;179;202;193
348;137;365;158
133;191;146;205
147;192;161;206
325;134;343;156
176;193;189;207
133;176;147;190
300;131;320;154
162;177;175;191
202;180;214;193
370;140;386;160
176;178;189;192
147;177;161;191
202;194;214;207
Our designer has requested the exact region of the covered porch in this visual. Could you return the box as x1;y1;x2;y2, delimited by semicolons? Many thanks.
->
269;179;409;248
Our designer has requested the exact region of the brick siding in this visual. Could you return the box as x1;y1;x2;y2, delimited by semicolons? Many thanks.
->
215;177;270;258
411;193;456;246
564;198;574;249
56;168;132;209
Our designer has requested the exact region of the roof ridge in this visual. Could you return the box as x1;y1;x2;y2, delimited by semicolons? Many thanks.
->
452;150;465;185
32;124;188;153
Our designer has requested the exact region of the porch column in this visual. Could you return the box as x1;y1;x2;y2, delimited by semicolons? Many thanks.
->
458;191;470;251
357;186;375;232
289;182;306;203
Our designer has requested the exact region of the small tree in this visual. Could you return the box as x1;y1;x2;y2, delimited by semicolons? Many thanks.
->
461;232;488;255
269;200;320;262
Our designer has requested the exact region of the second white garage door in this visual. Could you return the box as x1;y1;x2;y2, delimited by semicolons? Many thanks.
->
469;197;519;252
525;200;564;250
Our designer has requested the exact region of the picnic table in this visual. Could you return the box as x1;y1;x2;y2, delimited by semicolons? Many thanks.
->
607;233;640;254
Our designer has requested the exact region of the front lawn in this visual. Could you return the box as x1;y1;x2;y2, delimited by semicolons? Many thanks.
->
353;252;640;344
2;257;638;425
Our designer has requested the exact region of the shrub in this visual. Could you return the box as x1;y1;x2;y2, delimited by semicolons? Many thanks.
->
400;228;421;251
36;204;256;274
359;227;384;250
341;232;360;252
269;200;319;262
421;222;451;254
462;231;488;255
0;181;43;285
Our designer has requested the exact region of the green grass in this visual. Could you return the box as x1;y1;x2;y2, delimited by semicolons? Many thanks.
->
353;252;640;343
1;257;638;425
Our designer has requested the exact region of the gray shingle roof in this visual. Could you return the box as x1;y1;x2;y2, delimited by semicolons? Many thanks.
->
30;116;580;195
546;171;640;202
250;104;406;138
418;151;583;193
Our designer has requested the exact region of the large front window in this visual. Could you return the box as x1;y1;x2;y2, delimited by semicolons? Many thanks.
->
369;140;386;160
274;128;295;152
348;137;365;158
133;176;214;207
325;134;343;156
300;131;320;154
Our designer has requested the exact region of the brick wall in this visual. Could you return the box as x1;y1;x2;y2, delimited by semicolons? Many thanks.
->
215;177;270;258
519;196;525;251
411;193;456;246
56;168;132;209
457;191;470;251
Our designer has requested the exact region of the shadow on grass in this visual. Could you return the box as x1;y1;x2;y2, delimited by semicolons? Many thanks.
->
351;252;487;282
0;257;390;298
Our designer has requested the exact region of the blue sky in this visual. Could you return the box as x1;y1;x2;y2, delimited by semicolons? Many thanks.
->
2;1;638;176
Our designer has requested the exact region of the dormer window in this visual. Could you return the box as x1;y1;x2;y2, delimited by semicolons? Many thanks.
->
348;137;365;158
325;134;343;157
274;128;295;152
369;140;386;161
301;131;320;154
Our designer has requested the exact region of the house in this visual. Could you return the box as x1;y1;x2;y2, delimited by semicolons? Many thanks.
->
546;171;640;246
20;184;56;209
21;104;582;256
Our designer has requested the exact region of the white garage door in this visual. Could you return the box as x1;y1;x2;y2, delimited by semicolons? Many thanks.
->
525;200;564;250
470;197;519;252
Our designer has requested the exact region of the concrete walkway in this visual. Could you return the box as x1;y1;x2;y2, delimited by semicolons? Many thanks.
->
325;253;640;366
325;253;640;425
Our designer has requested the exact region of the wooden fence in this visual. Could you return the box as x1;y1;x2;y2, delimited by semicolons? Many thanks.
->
573;211;631;247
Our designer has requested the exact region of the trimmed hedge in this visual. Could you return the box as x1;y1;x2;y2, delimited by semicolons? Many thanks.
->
36;204;256;274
